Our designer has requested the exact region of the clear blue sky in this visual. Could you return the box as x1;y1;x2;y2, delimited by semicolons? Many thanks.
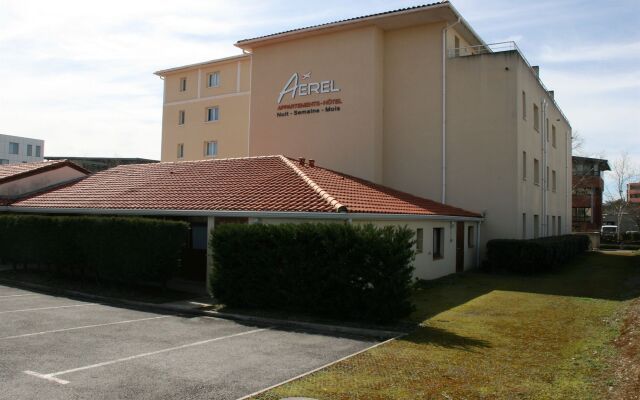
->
0;0;638;186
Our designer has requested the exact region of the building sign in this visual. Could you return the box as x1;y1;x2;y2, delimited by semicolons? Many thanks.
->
276;72;342;118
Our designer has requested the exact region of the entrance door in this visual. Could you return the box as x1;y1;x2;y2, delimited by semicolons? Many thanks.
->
456;222;464;273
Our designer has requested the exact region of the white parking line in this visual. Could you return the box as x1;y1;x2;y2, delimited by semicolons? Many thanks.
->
0;294;40;299
24;327;270;385
1;315;171;340
0;303;97;315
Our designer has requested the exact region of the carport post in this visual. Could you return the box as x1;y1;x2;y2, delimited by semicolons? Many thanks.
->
206;216;215;296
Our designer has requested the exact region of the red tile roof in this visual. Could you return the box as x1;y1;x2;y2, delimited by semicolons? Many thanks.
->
10;155;480;217
0;160;89;184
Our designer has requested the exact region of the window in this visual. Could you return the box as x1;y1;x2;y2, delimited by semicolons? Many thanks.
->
35;145;41;157
547;215;550;236
552;170;557;192
552;216;556;235
552;125;557;148
573;207;592;222
177;143;184;159
573;187;592;196
522;213;527;239
204;141;218;157
558;216;562;234
8;142;19;155
178;110;185;125
522;151;527;180
534;215;540;238
416;228;424;253
546;118;549;141
207;71;220;88
0;159;9;165
546;166;550;190
454;36;460;57
27;144;33;156
534;158;540;185
533;104;539;132
179;77;187;92
522;91;527;120
433;228;444;259
468;226;475;248
206;106;219;122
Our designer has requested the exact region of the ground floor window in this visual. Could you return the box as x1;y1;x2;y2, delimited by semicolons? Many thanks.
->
416;228;424;253
433;228;444;259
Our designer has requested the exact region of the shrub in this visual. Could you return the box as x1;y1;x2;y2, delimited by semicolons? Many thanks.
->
210;223;415;323
486;234;590;274
0;214;188;285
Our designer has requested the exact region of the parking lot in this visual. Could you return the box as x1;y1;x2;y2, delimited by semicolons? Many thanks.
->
0;283;379;399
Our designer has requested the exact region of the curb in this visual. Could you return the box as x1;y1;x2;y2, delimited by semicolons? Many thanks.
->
0;278;408;339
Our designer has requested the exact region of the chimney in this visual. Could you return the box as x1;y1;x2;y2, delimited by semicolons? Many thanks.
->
548;90;554;99
308;159;315;168
532;66;539;76
298;157;305;166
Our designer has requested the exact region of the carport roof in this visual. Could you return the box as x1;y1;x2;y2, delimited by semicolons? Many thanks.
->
10;155;480;217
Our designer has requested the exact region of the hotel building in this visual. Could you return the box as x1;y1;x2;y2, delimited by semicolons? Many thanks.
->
155;1;573;251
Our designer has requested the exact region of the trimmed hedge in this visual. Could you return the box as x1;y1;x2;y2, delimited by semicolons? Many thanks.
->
486;234;590;274
210;223;416;323
0;215;188;285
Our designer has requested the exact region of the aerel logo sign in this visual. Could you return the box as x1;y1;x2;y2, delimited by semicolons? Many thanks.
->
277;72;340;104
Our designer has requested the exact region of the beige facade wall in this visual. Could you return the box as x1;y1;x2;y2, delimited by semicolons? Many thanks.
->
160;57;251;162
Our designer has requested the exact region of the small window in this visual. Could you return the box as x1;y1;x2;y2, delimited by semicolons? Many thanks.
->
35;145;41;157
546;166;550;190
205;141;218;157
522;91;526;120
207;71;220;88
206;106;219;122
522;151;527;180
467;226;475;248
522;213;527;239
416;228;424;253
552;216;556;235
552;125;557;148
552;170;557;192
534;158;540;185
558;216;562;234
534;215;540;238
179;77;187;92
546;119;549;141
177;143;184;159
533;104;539;132
8;142;19;155
27;144;33;156
433;228;444;260
178;110;185;125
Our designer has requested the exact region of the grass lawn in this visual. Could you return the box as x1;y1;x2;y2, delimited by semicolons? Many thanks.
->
254;251;640;400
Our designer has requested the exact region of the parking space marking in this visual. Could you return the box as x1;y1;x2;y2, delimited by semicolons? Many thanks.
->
1;315;171;340
0;294;40;299
24;327;270;385
0;303;98;315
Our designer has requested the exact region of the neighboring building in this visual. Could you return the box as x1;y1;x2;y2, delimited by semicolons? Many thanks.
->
45;157;159;173
155;2;572;252
0;160;89;205
628;182;640;204
0;134;44;164
2;156;483;282
572;156;610;232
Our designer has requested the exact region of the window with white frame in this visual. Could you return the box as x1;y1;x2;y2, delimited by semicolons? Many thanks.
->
206;106;219;122
433;228;444;259
35;145;41;157
207;71;220;88
204;141;218;157
8;142;19;155
416;228;424;253
27;144;33;156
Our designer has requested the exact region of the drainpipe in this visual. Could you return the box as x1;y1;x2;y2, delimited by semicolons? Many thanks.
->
441;18;461;204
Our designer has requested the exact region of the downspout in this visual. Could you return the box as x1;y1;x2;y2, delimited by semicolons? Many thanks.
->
441;18;461;204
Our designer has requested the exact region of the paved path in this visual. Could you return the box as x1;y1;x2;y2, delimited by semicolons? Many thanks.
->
0;284;377;399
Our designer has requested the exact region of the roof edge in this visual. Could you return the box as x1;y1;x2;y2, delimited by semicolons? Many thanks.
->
279;155;348;213
0;160;90;185
154;53;250;76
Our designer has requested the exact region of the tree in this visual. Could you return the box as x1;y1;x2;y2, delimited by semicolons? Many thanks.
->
572;130;585;155
605;152;639;240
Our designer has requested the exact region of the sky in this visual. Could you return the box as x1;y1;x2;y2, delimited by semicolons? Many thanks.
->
0;0;638;189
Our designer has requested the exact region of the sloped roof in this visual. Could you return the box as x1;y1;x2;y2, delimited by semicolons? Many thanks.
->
0;160;89;184
10;155;480;217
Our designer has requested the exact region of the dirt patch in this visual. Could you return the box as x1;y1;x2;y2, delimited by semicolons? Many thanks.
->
610;298;640;400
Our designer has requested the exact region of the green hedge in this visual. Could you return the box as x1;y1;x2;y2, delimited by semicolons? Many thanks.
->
486;234;590;274
0;215;188;285
210;223;415;323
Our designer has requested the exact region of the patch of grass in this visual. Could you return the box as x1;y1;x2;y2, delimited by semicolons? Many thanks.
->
254;251;640;400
